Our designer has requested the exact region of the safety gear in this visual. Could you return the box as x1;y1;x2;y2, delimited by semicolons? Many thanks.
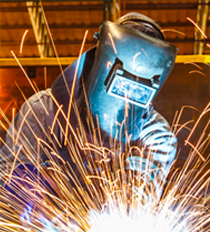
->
115;12;164;40
85;13;178;142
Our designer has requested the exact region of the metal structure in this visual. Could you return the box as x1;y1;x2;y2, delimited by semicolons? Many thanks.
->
1;55;210;67
26;1;54;57
194;0;209;54
0;0;210;65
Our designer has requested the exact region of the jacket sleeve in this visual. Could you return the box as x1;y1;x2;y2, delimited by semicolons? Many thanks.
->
0;89;56;185
125;109;177;202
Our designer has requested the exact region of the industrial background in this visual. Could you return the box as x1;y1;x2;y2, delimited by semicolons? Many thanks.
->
0;0;210;168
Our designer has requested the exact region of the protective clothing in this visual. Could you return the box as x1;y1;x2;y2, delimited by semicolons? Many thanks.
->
85;13;177;142
0;13;177;201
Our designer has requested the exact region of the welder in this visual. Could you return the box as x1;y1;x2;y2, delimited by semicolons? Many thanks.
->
1;13;178;201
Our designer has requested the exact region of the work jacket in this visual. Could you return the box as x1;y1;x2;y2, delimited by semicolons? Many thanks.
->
0;48;177;202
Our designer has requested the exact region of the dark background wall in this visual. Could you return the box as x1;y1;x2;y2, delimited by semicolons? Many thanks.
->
154;63;210;168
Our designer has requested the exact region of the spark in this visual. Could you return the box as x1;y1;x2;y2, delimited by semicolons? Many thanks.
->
10;51;49;116
184;62;203;70
108;32;117;55
184;140;205;161
141;48;152;66
172;105;198;134
65;30;89;146
50;103;63;135
187;17;207;39
14;107;31;145
189;70;206;77
39;1;70;97
174;119;194;137
19;29;29;54
12;107;16;148
0;79;206;232
7;144;23;183
14;83;58;155
161;29;186;37
1;108;210;232
48;91;85;149
133;52;141;62
103;114;109;120
106;61;112;69
186;101;210;143
1;11;210;232
132;52;141;70
0;223;31;230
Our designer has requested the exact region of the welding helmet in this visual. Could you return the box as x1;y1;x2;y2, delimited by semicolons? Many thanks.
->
85;13;178;142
